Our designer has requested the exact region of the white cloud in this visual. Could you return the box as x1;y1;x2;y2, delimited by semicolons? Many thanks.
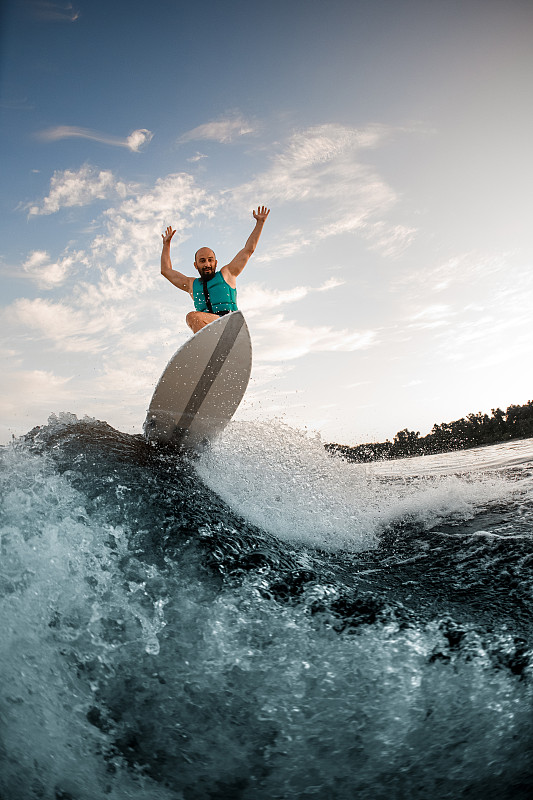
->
22;250;80;289
92;353;161;398
6;297;124;353
235;123;416;258
363;222;417;258
252;314;377;362
313;215;415;258
36;126;153;152
240;284;310;313
6;124;418;440
410;304;453;321
314;213;369;239
392;252;512;298
91;172;215;271
254;230;313;263
9;170;216;408
238;123;394;204
240;278;344;315
178;114;255;144
406;304;454;330
24;169;212;291
187;152;208;163
318;277;344;291
344;380;371;389
28;164;134;216
125;129;153;152
0;370;74;419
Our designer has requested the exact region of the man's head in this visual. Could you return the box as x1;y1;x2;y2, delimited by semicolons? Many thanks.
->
194;247;217;278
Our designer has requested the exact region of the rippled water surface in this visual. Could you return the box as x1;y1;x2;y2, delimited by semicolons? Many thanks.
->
1;414;532;799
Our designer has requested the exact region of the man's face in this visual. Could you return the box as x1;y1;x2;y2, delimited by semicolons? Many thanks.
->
194;248;217;278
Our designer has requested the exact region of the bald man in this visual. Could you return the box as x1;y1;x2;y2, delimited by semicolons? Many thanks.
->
161;206;270;333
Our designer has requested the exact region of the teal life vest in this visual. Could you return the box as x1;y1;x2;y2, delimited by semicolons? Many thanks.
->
193;271;238;314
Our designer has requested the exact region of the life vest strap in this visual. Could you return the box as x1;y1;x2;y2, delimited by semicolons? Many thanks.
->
201;275;214;314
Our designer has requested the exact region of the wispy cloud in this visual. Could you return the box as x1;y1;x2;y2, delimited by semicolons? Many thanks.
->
314;216;415;258
407;304;455;330
252;314;377;362
0;370;74;420
36;126;153;151
392;252;511;298
178;114;256;144
344;380;371;389
187;152;208;163
240;278;344;315
22;250;82;289
9;171;217;381
254;230;312;263
6;297;118;353
6;149;376;436
363;221;417;258
236;122;416;258
0;98;35;111
91;172;216;270
6;125;411;437
27;164;134;216
237;123;394;204
386;254;533;376
30;2;80;22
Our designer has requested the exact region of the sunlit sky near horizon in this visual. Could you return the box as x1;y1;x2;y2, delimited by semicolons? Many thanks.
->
1;0;532;446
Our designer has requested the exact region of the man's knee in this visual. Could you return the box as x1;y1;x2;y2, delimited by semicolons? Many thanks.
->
186;311;201;332
186;310;215;333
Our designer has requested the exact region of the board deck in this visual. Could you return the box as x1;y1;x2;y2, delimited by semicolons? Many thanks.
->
143;311;252;450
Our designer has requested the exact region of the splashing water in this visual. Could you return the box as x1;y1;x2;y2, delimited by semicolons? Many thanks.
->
196;420;519;550
1;414;532;799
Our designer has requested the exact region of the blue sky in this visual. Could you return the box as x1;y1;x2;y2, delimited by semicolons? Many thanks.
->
1;0;532;445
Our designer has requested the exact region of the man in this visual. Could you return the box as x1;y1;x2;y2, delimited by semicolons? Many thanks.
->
161;206;270;333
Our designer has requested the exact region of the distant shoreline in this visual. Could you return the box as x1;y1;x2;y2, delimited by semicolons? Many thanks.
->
326;401;533;463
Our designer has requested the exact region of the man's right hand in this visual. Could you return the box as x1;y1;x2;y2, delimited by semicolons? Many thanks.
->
162;226;176;246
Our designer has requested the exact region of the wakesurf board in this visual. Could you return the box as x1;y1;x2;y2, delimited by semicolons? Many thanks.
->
143;311;252;451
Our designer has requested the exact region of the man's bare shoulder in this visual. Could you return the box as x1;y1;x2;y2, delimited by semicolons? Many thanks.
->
163;270;195;293
220;265;237;289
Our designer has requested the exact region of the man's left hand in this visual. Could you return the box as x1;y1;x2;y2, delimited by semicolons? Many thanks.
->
253;206;270;223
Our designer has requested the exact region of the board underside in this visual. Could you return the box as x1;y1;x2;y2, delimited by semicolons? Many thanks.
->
143;311;252;450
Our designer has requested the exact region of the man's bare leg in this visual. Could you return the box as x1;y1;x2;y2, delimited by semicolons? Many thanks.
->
186;311;220;333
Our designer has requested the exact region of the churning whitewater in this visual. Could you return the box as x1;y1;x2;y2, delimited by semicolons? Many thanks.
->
1;413;533;800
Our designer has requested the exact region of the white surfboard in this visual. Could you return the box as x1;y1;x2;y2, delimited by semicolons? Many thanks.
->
143;311;252;450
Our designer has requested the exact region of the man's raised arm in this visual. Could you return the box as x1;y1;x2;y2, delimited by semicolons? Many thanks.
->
222;207;270;285
161;226;194;293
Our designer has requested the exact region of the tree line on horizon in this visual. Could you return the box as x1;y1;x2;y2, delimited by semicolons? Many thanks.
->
326;401;533;463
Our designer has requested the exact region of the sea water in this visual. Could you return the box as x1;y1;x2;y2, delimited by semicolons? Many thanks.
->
1;414;532;799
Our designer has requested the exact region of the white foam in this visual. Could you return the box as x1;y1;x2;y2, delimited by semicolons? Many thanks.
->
196;420;521;552
0;447;175;800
